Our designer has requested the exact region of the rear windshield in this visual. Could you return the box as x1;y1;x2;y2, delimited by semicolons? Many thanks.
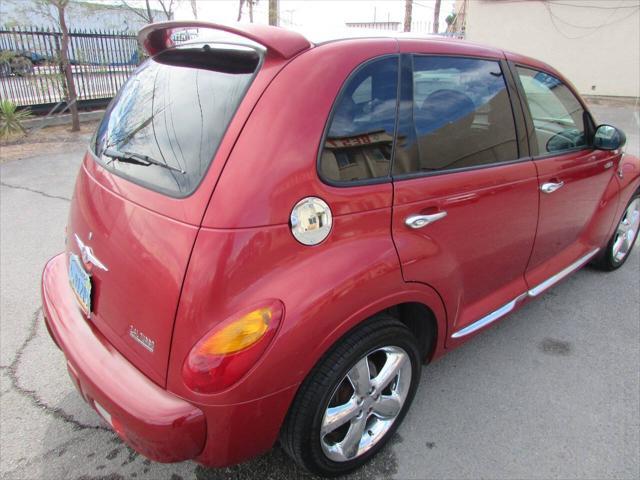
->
93;44;260;196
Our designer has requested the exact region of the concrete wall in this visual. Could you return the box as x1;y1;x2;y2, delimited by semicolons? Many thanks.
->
465;0;640;98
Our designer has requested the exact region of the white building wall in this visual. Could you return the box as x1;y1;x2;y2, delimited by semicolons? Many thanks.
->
464;0;640;98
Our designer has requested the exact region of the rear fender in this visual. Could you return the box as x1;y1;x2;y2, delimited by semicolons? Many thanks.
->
167;208;447;406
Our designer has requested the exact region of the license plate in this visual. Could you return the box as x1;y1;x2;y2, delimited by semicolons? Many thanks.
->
69;254;91;315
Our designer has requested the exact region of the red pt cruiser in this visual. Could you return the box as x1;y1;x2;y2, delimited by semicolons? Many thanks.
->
41;22;640;476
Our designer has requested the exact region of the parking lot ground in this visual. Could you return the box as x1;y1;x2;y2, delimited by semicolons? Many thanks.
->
1;99;639;480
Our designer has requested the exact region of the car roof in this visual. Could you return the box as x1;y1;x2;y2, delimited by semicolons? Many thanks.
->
296;27;496;51
304;29;561;79
140;21;503;58
139;21;560;79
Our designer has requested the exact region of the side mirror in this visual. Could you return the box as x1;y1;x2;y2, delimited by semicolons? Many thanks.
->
594;124;626;151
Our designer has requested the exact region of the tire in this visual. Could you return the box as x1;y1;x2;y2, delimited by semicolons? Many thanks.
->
592;191;640;271
280;315;421;477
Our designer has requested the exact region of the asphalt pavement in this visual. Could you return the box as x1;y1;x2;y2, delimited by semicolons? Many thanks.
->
1;100;638;480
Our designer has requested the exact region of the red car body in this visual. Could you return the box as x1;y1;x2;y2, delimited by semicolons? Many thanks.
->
41;21;640;468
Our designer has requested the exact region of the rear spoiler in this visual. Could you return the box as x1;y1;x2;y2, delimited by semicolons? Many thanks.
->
138;21;312;60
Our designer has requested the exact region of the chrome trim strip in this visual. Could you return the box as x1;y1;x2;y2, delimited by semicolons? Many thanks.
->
527;248;599;297
450;248;600;339
451;293;527;339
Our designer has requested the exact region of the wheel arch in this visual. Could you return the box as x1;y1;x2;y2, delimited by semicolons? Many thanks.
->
302;286;448;382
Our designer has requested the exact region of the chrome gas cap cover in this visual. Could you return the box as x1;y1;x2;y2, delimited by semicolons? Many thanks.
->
290;197;332;246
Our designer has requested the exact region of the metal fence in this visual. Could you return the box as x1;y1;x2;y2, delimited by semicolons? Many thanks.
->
0;26;141;111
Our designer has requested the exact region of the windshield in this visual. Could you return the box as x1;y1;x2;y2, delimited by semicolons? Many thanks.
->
93;46;259;196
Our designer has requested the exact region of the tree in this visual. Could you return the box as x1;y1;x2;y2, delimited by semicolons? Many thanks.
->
46;0;80;131
157;0;178;20
433;0;441;34
120;0;180;23
404;0;412;32
269;0;278;26
190;0;197;19
238;0;259;23
445;13;456;28
237;0;245;21
120;0;154;22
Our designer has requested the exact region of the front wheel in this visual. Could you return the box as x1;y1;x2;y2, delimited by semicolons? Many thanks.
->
280;315;421;477
592;192;640;271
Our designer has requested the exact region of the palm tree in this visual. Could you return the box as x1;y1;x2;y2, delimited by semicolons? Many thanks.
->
404;0;413;32
269;0;278;26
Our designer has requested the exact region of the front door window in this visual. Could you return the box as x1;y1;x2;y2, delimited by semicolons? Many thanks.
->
516;67;587;156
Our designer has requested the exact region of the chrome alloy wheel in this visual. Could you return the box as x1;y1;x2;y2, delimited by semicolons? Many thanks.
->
320;346;412;462
612;198;640;263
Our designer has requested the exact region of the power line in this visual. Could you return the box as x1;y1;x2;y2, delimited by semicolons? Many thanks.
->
481;0;639;8
548;0;640;10
543;1;639;39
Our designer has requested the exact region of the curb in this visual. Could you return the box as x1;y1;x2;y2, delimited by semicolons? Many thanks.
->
23;110;105;130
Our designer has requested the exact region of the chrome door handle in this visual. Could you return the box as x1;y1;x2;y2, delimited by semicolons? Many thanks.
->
540;181;564;194
405;211;447;229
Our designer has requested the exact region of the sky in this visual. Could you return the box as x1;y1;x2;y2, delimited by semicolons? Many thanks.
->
169;0;457;34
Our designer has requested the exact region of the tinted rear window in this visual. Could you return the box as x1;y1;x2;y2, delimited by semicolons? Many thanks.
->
319;56;399;183
93;45;259;196
393;56;518;176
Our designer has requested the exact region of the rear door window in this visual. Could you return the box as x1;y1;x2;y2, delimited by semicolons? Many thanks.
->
393;56;519;175
319;56;399;183
93;44;260;197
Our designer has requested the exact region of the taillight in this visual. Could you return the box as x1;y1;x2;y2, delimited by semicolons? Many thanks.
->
182;300;284;393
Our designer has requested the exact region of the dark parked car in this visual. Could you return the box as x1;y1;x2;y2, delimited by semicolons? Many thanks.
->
0;49;46;76
41;22;640;476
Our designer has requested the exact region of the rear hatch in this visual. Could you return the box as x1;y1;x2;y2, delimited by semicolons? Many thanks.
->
66;37;261;386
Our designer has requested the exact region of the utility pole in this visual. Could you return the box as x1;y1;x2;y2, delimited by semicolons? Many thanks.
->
433;0;441;34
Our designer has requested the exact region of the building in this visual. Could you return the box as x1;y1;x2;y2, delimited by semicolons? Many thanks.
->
458;0;639;97
0;0;165;32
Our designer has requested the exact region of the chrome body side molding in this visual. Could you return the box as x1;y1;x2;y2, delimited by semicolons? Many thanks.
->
451;248;600;339
451;294;527;339
527;248;600;297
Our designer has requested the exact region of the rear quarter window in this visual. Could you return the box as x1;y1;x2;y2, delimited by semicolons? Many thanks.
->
93;44;260;197
319;56;399;184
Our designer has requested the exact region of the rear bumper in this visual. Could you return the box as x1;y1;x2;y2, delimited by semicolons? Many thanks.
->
41;253;206;462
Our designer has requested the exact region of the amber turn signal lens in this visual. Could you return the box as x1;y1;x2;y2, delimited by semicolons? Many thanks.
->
183;301;284;393
197;308;272;355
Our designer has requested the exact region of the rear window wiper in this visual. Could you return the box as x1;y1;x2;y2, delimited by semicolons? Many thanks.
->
103;148;185;174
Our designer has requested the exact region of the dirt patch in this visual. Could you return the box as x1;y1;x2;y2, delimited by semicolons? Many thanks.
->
0;121;98;163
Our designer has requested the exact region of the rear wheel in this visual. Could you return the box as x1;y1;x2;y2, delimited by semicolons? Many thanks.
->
280;315;421;476
592;192;640;271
